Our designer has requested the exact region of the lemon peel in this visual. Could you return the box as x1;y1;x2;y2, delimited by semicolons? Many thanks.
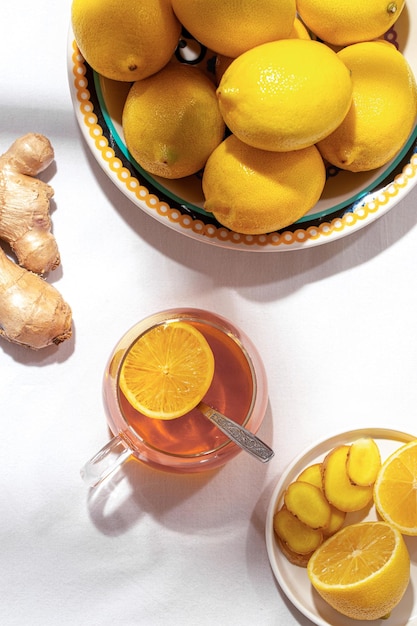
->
296;0;406;46
217;39;353;152
202;135;326;235
71;0;181;81
317;41;417;172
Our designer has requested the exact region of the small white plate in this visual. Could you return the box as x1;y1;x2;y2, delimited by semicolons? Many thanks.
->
68;4;417;251
265;428;417;626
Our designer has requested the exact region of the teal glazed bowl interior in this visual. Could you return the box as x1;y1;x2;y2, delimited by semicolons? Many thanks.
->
68;6;417;251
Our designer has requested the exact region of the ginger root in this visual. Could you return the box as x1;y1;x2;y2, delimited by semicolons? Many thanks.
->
0;245;72;349
0;133;72;349
0;133;59;274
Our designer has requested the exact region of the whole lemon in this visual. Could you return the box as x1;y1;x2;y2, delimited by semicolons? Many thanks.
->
122;63;225;179
71;0;181;82
217;39;353;152
170;0;296;58
296;0;405;46
317;41;417;172
202;134;326;234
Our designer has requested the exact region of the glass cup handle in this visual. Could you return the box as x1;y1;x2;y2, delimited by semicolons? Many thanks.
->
80;435;132;488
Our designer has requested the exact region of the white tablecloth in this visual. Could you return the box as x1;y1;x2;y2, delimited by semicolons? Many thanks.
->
1;3;417;625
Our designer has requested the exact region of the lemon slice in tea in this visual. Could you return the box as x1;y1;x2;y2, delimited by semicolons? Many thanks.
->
119;321;215;420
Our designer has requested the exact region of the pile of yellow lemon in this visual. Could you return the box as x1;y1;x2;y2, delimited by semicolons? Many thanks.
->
71;0;417;235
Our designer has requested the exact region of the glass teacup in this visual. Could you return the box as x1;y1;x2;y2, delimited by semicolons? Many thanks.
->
81;308;269;487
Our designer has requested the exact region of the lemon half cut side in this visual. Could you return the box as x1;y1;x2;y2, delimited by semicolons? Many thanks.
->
374;439;417;535
307;521;410;620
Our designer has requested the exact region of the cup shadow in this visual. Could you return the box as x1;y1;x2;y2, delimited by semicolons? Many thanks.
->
86;402;275;537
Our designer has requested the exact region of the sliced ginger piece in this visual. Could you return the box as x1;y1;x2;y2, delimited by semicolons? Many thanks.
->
297;461;346;535
346;437;381;486
325;505;346;536
322;445;373;512
274;506;323;557
297;463;323;489
284;480;331;529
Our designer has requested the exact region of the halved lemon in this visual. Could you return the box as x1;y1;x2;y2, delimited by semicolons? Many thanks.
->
374;439;417;535
307;521;410;620
119;321;215;420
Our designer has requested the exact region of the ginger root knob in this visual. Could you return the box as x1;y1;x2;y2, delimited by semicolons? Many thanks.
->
0;133;59;274
0;245;72;349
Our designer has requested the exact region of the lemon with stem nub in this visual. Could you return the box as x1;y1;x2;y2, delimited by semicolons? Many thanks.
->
296;0;406;46
71;0;181;81
317;41;417;172
202;135;326;235
122;63;225;179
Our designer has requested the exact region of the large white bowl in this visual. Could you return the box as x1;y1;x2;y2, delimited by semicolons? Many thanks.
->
68;7;417;251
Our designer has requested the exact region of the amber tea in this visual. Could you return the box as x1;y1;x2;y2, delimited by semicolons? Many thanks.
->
118;317;256;456
82;309;268;485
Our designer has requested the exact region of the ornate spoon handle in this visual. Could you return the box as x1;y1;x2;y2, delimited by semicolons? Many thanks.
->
197;402;274;463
